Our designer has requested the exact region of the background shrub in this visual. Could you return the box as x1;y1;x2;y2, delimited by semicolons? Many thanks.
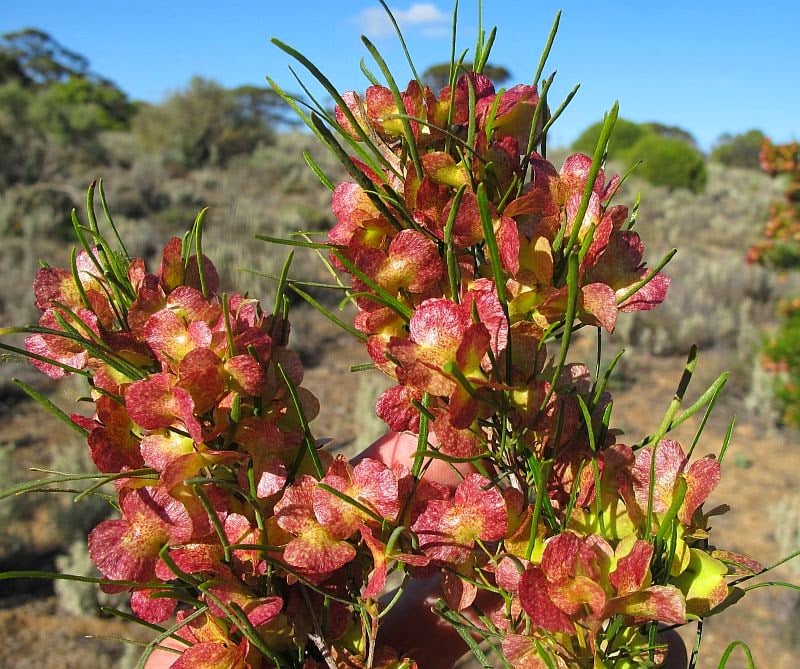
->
571;116;649;161
711;129;766;170
626;134;708;192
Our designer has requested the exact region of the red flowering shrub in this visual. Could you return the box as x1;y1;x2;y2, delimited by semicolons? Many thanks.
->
0;7;784;668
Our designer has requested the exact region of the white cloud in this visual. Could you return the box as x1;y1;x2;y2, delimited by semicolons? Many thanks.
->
352;3;450;39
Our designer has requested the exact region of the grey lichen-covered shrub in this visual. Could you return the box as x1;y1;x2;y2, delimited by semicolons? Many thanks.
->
55;540;126;616
745;357;786;425
610;163;788;358
0;442;18;538
769;494;800;647
612;253;777;356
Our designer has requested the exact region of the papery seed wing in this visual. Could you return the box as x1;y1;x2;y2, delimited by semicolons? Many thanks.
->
519;566;575;634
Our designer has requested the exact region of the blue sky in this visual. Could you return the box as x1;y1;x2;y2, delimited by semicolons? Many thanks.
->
2;1;798;151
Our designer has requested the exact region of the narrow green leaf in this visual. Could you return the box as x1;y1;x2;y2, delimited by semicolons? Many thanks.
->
644;346;699;536
309;112;408;230
303;151;334;190
359;58;381;86
0;340;89;377
0;570;165;590
523;71;555;160
412;449;488;464
0;472;125;502
74;468;159;503
593;349;625;405
526;458;553;560
443;187;466;300
70;209;106;282
331;250;412;320
69;247;94;313
278;362;323;479
532;11;561;89
558;101;618;260
271;38;395;172
442;360;479;399
133;606;207;669
626;192;642;230
411;394;431;478
192;207;210;299
687;376;727;459
100;606;172;634
476;183;508;305
576;395;605;536
636;371;728;450
288;284;366;342
447;0;459;89
654;476;688;545
377;0;422;85
361;36;424;180
718;416;736;465
540;252;579;410
716;640;756;669
316;482;386;525
255;234;334;250
535;82;580;151
272;251;294;320
11;378;88;437
433;600;494;668
688;617;704;669
616;248;677;307
349;363;375;373
194;483;232;563
98;179;129;258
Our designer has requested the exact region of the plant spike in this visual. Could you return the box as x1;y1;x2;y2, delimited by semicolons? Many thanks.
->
378;0;423;86
361;36;424;180
533;11;561;88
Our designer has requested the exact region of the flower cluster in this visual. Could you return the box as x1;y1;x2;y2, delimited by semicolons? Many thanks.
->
3;12;771;669
24;223;407;666
308;67;759;665
749;138;800;426
746;138;800;266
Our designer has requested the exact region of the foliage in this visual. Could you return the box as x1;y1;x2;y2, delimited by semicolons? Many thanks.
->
0;30;128;317
30;74;132;135
1;28;92;85
711;129;766;170
644;122;699;148
763;303;800;425
0;28;133;132
132;77;278;171
747;139;800;428
573;119;705;192
747;139;800;267
0;8;785;668
628;133;708;193
0;81;45;187
571;116;649;160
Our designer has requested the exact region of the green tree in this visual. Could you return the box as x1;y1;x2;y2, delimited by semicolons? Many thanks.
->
571;117;650;162
0;50;30;85
0;28;133;128
0;28;89;84
643;122;698;149
0;27;136;244
231;85;300;131
628;134;708;193
0;81;43;186
421;61;511;92
133;77;276;171
710;129;765;169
